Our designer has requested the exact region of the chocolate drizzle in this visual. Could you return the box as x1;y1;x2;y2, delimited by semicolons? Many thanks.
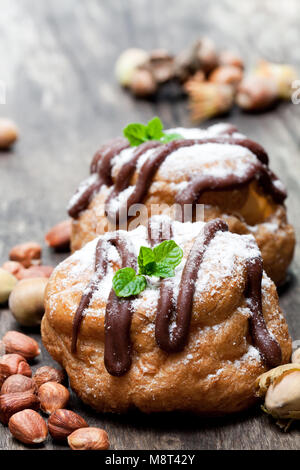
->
68;131;286;220
155;218;228;352
245;257;282;367
71;217;282;377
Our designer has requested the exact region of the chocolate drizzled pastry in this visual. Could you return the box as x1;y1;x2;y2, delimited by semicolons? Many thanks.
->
71;218;281;377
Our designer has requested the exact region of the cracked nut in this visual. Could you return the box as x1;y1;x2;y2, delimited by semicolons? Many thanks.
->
38;382;69;415
33;366;66;389
45;220;71;250
9;277;48;326
256;364;299;397
3;331;40;360
9;409;48;444
0;390;39;424
0;354;31;377
264;370;300;419
67;427;109;450
9;242;41;268
48;409;88;441
0;118;18;149
1;374;35;395
0;268;17;304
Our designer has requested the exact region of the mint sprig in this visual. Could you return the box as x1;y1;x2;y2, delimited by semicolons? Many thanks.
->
112;239;183;297
123;117;183;147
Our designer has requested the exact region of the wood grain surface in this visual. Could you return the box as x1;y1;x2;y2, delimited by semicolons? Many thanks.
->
0;0;300;450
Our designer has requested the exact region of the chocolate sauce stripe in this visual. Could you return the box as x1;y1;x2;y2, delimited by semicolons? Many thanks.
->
69;134;283;220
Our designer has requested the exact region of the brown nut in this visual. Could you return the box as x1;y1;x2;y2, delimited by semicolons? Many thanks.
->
38;382;69;415
48;409;88;441
115;48;149;87
9;277;48;327
0;390;39;424
2;261;23;278
236;76;278;111
3;331;40;360
17;265;54;280
0;364;10;387
45;220;71;250
0;268;18;304
1;374;35;395
9;242;41;268
0;118;18;149
33;366;66;389
209;65;243;87
68;427;109;450
0;354;31;377
8;409;48;444
129;68;157;97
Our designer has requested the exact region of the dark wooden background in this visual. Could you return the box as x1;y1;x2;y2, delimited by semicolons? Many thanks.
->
0;0;300;450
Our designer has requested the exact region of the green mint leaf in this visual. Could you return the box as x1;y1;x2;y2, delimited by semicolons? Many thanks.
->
123;123;148;146
146;117;164;140
123;117;183;146
160;132;183;143
138;246;155;274
153;240;183;268
112;267;147;297
150;263;175;278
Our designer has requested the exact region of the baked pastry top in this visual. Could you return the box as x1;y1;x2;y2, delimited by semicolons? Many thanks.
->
42;216;291;415
68;123;295;286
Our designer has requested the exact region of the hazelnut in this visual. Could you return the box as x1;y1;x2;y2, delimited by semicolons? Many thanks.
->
235;76;278;111
0;364;10;387
2;261;23;278
45;220;71;251
115;48;149;87
38;382;69;415
129;68;157;97
0;268;17;304
9;277;48;327
17;265;54;280
209;65;243;88
48;409;88;441
3;331;40;360
0;390;39;424
33;366;66;389
264;370;300;419
9;409;48;444
9;242;41;268
68;427;109;450
149;49;174;84
256;364;299;397
292;348;300;364
254;60;297;99
1;374;35;395
0;354;31;377
0;118;18;149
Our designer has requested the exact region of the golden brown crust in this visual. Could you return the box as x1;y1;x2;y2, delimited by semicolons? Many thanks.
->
42;226;292;415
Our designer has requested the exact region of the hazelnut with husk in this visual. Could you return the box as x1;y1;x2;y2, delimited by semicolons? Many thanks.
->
185;79;235;122
115;48;149;87
235;76;278;111
256;364;300;430
254;60;297;99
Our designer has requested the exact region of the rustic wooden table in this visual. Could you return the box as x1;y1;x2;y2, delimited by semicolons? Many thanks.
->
0;0;300;450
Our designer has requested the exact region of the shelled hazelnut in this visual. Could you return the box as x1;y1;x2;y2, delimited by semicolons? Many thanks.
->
9;409;48;445
68;427;109;450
